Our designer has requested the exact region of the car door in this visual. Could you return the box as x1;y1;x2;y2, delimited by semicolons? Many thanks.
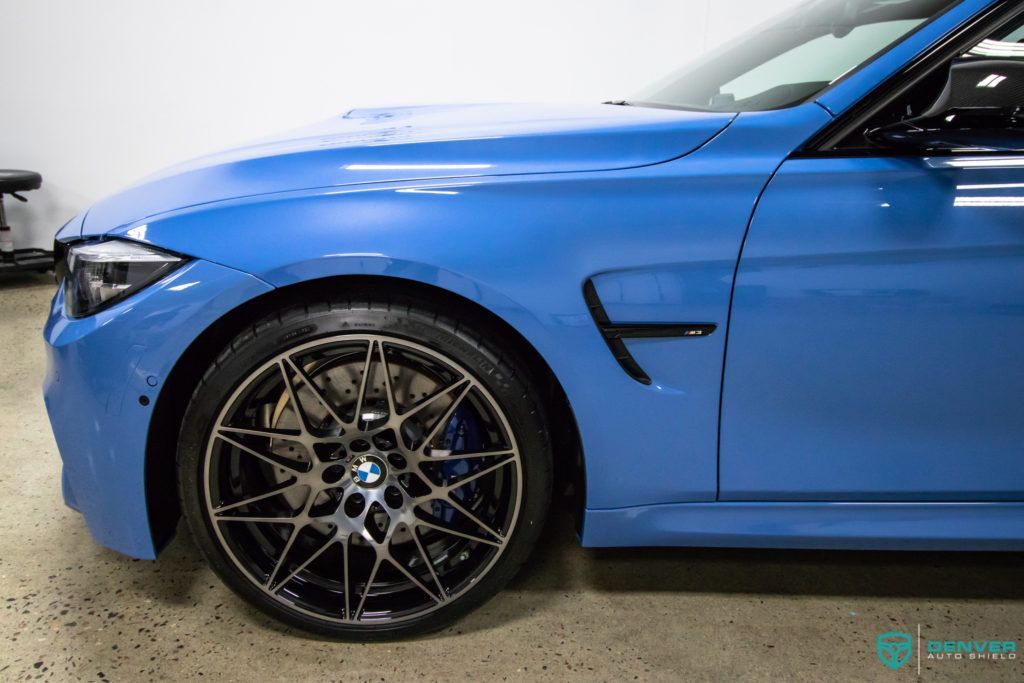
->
720;13;1024;502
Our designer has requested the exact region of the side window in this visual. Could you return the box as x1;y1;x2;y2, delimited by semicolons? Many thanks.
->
834;12;1024;153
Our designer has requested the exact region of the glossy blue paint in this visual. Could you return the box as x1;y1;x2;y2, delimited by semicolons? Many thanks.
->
722;155;1024;501
99;103;829;514
42;0;1024;560
582;502;1024;550
43;260;273;558
79;103;734;237
57;211;86;240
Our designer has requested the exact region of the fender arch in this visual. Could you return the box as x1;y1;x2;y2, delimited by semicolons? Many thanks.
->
145;273;584;551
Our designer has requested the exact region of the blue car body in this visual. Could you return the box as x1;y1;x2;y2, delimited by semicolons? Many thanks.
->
44;0;1024;560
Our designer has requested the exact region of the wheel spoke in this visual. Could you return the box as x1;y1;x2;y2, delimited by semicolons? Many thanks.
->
444;495;506;542
377;343;398;421
426;448;514;462
265;486;318;588
411;528;447;601
417;381;474;452
213;479;301;513
284;356;347;428
386;557;441;604
266;525;301;589
218;425;301;440
271;536;336;592
441;456;515;491
399;377;469;420
216;515;299;524
342;536;352;621
415;518;502;548
350;342;375;426
354;556;382;621
215;433;310;473
279;359;314;434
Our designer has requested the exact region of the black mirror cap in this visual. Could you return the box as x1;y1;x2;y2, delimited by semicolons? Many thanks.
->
865;57;1024;153
922;57;1024;117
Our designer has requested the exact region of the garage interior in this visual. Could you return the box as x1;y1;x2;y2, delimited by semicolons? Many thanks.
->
2;274;1022;679
4;0;1024;680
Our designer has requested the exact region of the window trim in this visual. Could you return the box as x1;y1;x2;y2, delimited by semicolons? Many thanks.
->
795;0;1023;158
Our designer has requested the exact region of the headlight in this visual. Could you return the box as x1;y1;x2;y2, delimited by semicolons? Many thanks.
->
63;239;186;318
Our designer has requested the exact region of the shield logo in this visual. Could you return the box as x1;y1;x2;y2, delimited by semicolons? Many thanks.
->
877;632;913;670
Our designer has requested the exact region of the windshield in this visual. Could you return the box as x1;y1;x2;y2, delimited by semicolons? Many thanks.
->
632;0;960;112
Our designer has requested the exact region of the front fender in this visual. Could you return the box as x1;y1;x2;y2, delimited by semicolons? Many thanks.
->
106;99;829;510
108;168;722;510
44;259;274;558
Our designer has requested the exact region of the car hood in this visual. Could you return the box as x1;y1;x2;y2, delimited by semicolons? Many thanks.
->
81;102;734;236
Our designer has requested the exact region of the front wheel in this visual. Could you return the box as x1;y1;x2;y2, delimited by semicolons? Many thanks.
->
177;295;552;639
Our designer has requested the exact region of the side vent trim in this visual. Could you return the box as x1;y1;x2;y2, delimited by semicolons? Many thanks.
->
582;279;717;385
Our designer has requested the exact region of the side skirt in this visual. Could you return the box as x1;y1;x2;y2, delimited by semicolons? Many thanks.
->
581;502;1024;551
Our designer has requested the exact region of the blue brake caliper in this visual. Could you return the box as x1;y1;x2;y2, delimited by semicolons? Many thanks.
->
432;406;483;523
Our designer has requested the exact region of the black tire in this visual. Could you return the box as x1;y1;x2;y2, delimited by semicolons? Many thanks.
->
177;293;552;639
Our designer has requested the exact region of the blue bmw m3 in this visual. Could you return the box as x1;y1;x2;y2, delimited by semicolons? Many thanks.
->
43;0;1024;638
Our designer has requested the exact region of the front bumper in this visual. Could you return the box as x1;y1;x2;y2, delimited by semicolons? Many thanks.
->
43;258;273;558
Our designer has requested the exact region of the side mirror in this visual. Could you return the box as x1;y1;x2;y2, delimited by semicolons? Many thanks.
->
866;58;1024;153
926;58;1024;114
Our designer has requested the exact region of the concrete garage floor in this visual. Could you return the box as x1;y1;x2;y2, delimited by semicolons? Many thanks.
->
2;273;1022;682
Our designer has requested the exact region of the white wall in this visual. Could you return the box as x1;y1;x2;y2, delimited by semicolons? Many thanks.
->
1;0;802;249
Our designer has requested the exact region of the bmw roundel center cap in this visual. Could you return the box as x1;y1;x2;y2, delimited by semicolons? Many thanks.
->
350;454;387;488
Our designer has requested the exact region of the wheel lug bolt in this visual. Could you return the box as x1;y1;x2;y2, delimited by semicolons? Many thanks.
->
322;464;346;484
344;493;365;518
384;485;403;510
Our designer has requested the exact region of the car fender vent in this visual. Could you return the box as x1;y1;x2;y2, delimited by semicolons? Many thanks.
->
582;279;716;385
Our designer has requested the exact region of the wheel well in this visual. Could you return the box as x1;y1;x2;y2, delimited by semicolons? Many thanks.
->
145;275;585;551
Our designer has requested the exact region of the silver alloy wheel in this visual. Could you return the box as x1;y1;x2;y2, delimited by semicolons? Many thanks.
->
202;334;523;625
